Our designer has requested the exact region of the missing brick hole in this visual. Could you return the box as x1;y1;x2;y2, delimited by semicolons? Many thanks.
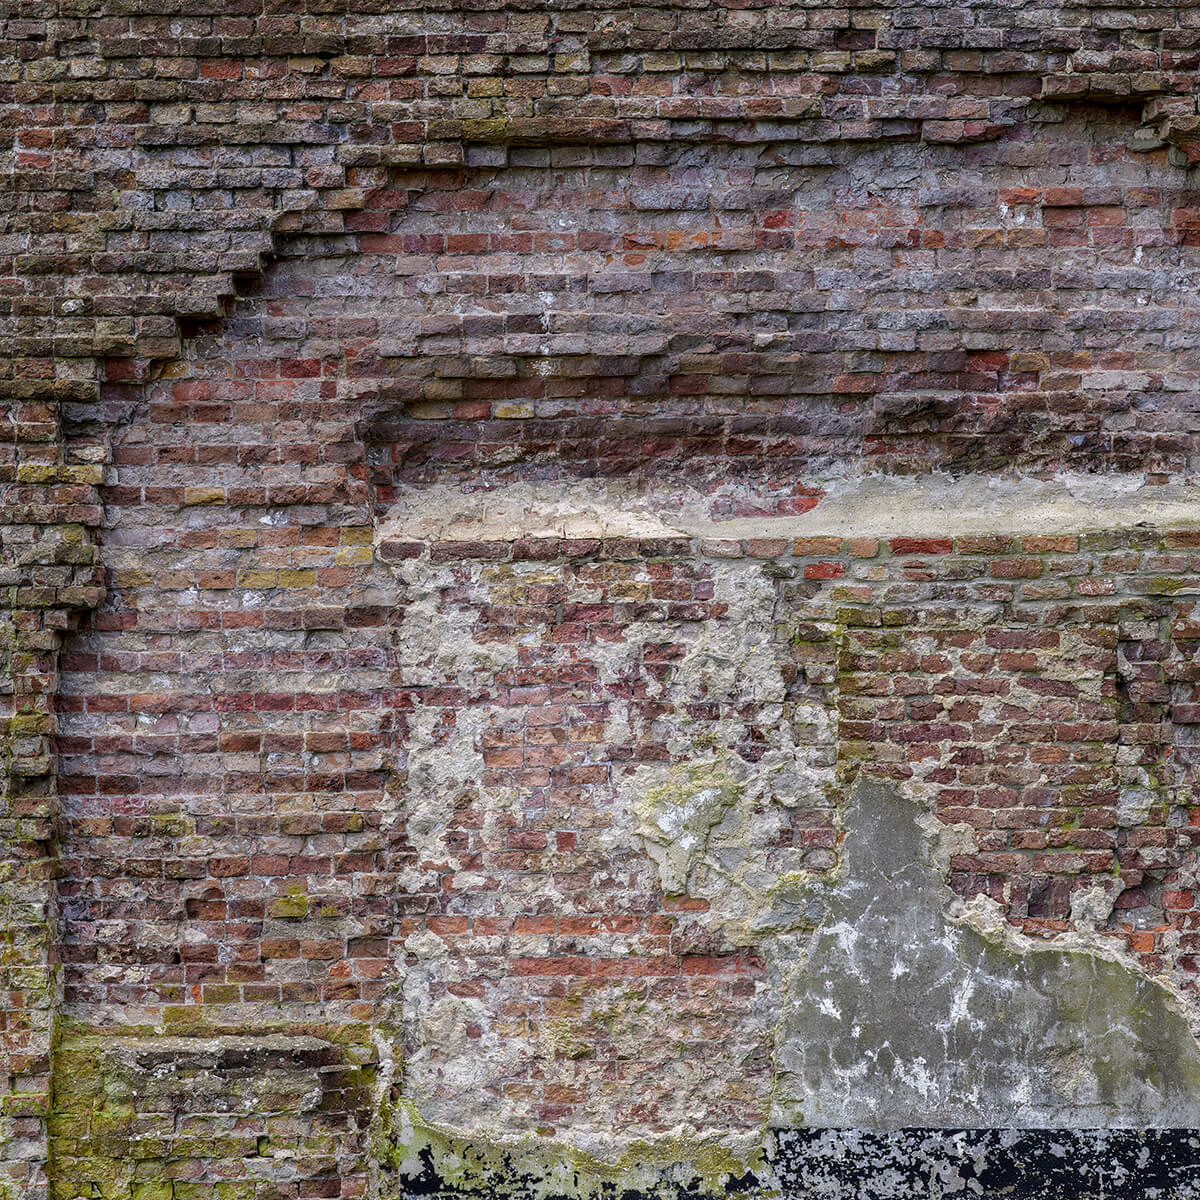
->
1106;870;1166;932
176;315;224;343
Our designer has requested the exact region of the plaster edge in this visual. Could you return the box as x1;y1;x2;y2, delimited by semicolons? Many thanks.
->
373;474;1200;545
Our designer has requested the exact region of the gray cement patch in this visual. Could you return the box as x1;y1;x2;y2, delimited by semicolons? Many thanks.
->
774;779;1200;1129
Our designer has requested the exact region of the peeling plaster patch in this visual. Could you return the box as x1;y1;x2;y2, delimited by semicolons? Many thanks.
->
634;760;742;895
774;778;1200;1129
382;552;787;1147
606;561;837;947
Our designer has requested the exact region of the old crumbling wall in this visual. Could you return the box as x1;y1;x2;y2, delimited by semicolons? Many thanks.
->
4;1;1200;1196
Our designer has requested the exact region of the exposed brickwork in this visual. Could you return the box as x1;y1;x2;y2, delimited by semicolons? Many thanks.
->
5;1;1200;1194
54;434;1200;1152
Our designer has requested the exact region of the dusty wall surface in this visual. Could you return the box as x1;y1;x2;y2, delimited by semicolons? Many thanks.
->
4;1;1200;1196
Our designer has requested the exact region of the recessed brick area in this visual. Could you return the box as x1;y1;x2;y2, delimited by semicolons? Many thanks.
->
6;2;1200;1196
142;119;1200;519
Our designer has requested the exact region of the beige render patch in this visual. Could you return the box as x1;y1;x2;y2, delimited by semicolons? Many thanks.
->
375;480;688;544
374;474;1200;548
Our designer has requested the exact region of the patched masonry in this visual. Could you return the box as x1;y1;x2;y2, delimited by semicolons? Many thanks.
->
44;458;1200;1197
352;480;1200;1196
10;4;1200;1194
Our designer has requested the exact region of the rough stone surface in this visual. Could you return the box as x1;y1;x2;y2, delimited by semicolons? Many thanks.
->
5;1;1200;1195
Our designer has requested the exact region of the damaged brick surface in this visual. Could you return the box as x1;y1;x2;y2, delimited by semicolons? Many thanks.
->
5;1;1200;1196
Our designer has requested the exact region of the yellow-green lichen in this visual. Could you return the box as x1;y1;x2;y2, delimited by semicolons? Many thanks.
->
634;759;743;895
377;1098;776;1200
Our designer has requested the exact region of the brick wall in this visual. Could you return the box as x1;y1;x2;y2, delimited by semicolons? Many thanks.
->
5;2;1200;1195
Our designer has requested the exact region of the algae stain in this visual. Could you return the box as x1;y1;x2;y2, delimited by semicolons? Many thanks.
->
633;759;742;895
377;1097;772;1200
